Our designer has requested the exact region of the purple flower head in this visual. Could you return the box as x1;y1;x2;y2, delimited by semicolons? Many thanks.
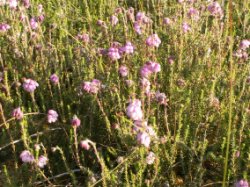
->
188;7;199;20
37;155;48;168
155;91;168;105
50;74;59;85
239;40;250;50
110;15;119;26
125;79;134;87
146;152;156;165
80;139;91;150
126;99;143;121
134;21;142;34
235;180;249;187
20;150;34;163
9;0;17;9
82;79;101;94
22;0;30;8
140;78;151;95
77;33;90;43
126;7;135;22
163;17;172;26
137;132;151;148
108;47;121;61
37;14;45;22
47;110;58;123
119;65;129;77
22;79;39;92
140;61;161;78
0;23;11;32
182;22;191;33
97;20;107;28
168;56;175;65
207;2;224;19
30;18;38;30
136;12;146;22
146;34;161;48
140;65;152;78
12;107;24;120
71;115;81;127
120;42;134;54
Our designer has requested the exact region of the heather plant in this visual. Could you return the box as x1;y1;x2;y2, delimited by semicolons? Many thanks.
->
0;0;250;186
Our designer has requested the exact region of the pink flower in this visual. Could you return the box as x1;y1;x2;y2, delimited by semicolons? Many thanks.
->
146;34;161;47
71;115;81;127
235;180;249;187
0;0;6;6
146;152;156;165
163;17;172;26
140;78;151;95
9;0;17;9
182;22;191;33
50;74;59;85
136;12;146;21
155;91;167;105
119;65;129;77
47;110;58;123
125;79;134;87
82;79;101;94
140;61;161;78
37;155;48;168
77;33;90;43
120;42;134;54
108;47;121;61
188;7;199;20
239;40;250;50
30;18;38;30
12;107;24;120
0;23;11;32
22;79;39;92
137;132;151;148
37;15;45;22
110;15;118;26
126;99;143;121
207;2;224;19
22;0;30;8
134;21;142;34
80;139;91;150
20;150;34;163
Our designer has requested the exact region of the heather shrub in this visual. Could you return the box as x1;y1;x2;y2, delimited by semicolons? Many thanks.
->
0;0;249;186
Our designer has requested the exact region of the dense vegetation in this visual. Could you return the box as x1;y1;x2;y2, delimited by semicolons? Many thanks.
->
0;0;249;186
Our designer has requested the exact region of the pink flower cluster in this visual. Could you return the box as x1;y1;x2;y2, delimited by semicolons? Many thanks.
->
80;139;91;150
119;65;129;77
187;7;199;20
12;107;24;120
0;23;11;32
71;115;81;127
108;41;134;61
133;12;151;34
82;79;101;94
235;180;249;187
234;39;250;62
22;79;39;92
50;74;59;85
126;99;143;121
134;120;157;148
140;61;161;78
20;150;48;168
47;110;58;123
146;34;161;48
77;33;90;43
207;2;224;19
